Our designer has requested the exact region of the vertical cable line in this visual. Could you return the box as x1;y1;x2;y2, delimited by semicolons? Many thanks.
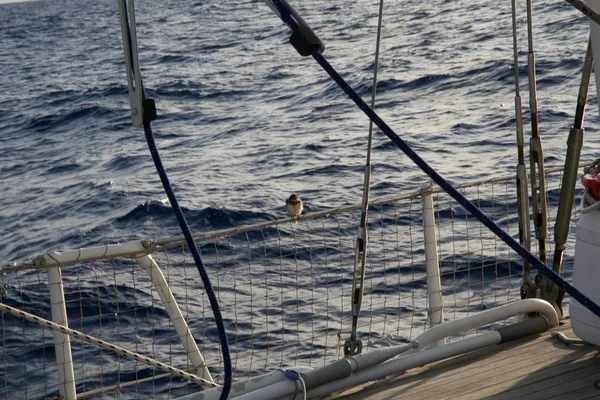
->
525;0;549;268
142;123;232;400
551;38;593;313
119;2;231;398
511;0;533;299
264;0;600;319
310;48;600;317
346;0;385;357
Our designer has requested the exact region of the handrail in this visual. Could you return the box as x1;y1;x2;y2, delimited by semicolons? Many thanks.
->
2;163;587;274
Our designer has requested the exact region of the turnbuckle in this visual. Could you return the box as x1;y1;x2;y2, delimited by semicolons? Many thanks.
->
529;138;548;265
345;226;367;356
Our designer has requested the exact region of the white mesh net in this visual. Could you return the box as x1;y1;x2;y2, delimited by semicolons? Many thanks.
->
0;168;578;399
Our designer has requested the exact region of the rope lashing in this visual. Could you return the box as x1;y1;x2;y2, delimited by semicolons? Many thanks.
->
0;302;218;388
118;1;232;398
264;0;600;321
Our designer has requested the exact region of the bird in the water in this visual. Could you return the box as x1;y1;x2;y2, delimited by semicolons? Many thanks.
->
286;194;303;220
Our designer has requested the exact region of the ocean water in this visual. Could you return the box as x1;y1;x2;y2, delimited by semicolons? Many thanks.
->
0;0;598;397
1;0;597;263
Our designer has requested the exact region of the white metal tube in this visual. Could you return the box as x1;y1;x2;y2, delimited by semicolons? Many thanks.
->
235;332;500;400
178;367;313;400
118;0;144;127
36;240;148;267
230;300;557;400
307;331;501;398
47;267;77;400
136;254;213;383
408;298;558;352
347;342;418;372
234;379;298;400
421;187;444;343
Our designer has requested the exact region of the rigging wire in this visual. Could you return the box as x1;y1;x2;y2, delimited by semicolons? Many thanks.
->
263;0;600;320
524;0;565;318
118;1;232;398
346;0;385;357
510;0;534;299
309;46;600;318
551;38;593;313
525;0;549;269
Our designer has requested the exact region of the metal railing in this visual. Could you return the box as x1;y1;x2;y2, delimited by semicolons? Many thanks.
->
0;166;579;399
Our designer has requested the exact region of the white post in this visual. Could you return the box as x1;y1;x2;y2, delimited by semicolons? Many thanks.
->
421;186;444;344
47;266;77;399
36;240;148;268
136;255;214;383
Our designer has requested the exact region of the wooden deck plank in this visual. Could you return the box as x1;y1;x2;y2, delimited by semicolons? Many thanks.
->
408;348;581;399
488;351;600;400
543;372;600;399
403;335;579;398
335;320;600;400
346;332;578;399
359;322;574;397
337;329;562;400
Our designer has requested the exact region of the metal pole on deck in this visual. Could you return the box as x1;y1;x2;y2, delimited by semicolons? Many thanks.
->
421;186;444;345
551;39;593;315
48;267;77;400
510;0;534;299
525;0;549;272
137;255;214;382
345;0;385;357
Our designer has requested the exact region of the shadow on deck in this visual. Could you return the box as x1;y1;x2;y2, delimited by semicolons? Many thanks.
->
333;319;600;400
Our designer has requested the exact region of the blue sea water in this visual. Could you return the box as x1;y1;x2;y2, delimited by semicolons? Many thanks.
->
1;0;598;264
0;0;599;397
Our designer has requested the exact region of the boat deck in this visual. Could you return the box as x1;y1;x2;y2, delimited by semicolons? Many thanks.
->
334;319;600;400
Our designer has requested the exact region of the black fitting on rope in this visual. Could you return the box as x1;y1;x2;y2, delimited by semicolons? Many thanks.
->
143;98;157;123
266;0;600;328
265;0;324;56
496;316;548;343
290;23;324;56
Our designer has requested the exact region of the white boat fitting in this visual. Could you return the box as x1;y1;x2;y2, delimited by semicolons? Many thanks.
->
179;298;558;400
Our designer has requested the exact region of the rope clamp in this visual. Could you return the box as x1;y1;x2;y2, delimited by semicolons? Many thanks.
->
263;0;324;56
289;24;324;56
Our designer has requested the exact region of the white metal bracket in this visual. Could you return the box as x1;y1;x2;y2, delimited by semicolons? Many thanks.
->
118;0;144;127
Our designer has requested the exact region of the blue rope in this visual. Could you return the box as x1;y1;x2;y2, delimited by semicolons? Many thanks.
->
143;122;232;399
120;1;232;398
269;0;600;320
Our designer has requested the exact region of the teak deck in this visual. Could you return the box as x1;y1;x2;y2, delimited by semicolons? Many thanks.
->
334;319;600;400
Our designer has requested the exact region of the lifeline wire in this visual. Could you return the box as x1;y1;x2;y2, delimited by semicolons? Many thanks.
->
266;0;600;319
0;302;218;388
120;1;232;398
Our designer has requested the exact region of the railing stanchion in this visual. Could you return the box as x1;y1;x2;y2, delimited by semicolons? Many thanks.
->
136;255;214;383
48;266;77;400
422;185;444;345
